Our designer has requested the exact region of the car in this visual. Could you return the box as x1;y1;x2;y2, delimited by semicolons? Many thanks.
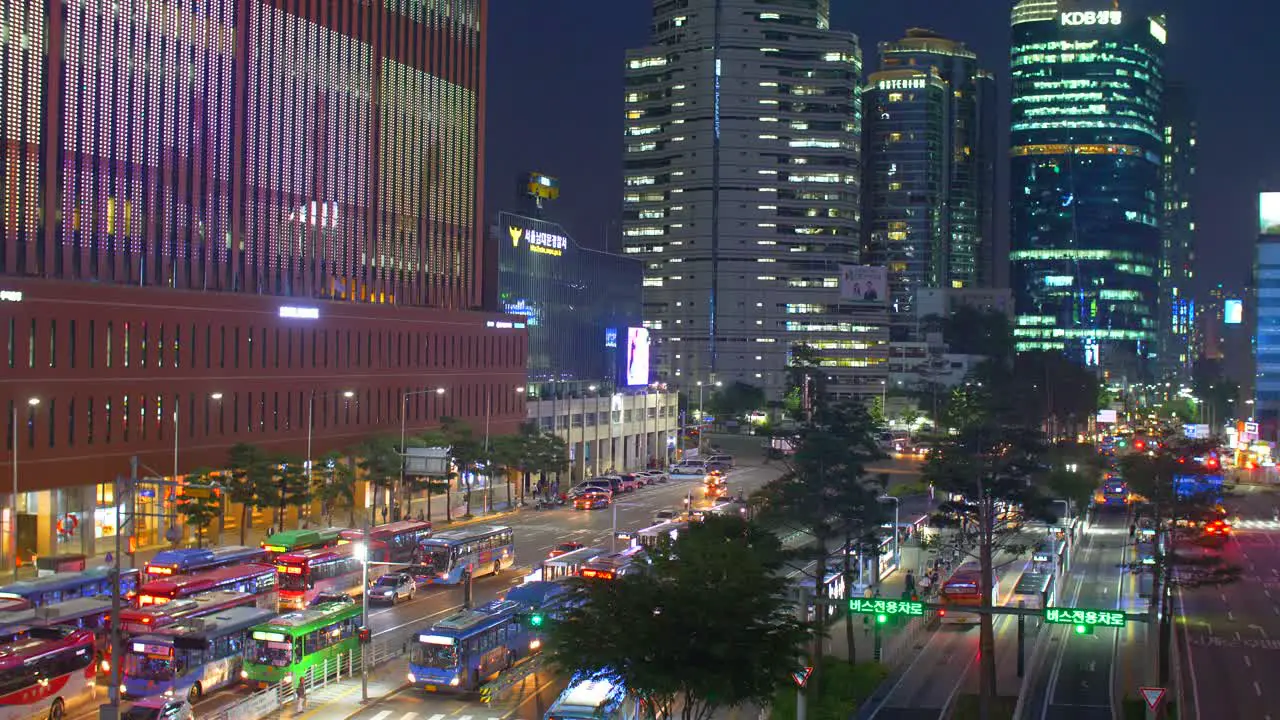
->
369;572;416;604
652;509;678;524
706;454;735;468
574;491;610;511
616;475;639;492
624;472;648;488
309;591;356;607
575;479;614;497
124;698;194;720
642;470;669;483
706;461;731;473
550;542;585;558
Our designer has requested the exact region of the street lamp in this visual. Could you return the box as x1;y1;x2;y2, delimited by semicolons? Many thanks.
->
399;388;447;521
352;538;369;701
589;385;600;475
696;381;721;455
11;397;37;580
878;494;900;572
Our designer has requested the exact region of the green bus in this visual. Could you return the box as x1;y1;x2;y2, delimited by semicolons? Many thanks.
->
261;527;346;559
241;601;363;688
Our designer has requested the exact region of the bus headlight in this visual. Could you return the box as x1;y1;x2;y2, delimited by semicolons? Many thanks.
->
529;639;542;651
119;684;126;695
240;670;248;679
449;677;460;687
283;673;294;686
407;673;416;684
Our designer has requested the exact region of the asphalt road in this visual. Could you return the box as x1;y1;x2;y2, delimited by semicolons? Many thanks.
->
1177;486;1280;720
859;544;1033;719
1035;511;1129;720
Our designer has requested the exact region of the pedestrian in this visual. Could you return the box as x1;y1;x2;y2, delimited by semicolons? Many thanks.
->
919;572;932;596
294;679;307;712
904;570;916;594
418;509;426;522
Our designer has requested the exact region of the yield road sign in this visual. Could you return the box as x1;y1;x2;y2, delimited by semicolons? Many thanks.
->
792;667;813;688
1139;687;1166;710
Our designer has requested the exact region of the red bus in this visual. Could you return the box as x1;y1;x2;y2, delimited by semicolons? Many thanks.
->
939;562;998;625
118;590;258;635
276;545;369;611
339;520;432;564
0;627;97;720
136;564;277;608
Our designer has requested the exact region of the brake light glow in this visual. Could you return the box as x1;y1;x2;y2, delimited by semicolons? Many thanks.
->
146;566;173;575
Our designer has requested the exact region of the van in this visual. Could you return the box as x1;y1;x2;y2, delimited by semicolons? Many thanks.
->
706;454;734;468
545;675;640;720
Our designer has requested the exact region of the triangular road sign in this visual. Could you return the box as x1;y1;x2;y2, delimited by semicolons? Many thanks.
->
792;667;813;688
1139;687;1166;710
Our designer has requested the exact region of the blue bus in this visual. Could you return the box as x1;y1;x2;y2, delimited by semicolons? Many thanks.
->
408;599;540;692
144;546;269;582
1175;474;1224;504
417;526;514;585
0;567;140;607
121;606;276;702
1101;478;1128;507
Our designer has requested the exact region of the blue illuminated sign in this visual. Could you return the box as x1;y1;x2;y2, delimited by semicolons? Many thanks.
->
605;328;618;348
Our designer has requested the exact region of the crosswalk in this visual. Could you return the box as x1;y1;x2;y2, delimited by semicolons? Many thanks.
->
1232;519;1280;530
367;712;505;720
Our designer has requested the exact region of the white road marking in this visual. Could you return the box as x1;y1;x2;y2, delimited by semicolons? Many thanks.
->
369;711;393;720
1245;655;1252;667
1229;611;1235;621
1256;681;1263;697
398;713;418;720
426;714;446;720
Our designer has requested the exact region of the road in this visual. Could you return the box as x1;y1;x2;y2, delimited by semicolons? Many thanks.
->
858;543;1033;719
1029;511;1130;720
1176;486;1280;720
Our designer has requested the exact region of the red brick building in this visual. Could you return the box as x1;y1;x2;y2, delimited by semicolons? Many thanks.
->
0;0;523;565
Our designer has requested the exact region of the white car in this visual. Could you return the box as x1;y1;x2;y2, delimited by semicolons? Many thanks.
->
124;698;194;720
369;572;416;604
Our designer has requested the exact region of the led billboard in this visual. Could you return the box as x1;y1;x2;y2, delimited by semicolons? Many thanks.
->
624;327;651;386
1225;299;1243;325
1261;192;1280;235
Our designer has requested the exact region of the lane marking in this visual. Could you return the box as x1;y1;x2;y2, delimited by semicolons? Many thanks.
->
1229;611;1235;621
369;712;393;720
1256;681;1263;697
399;714;418;720
1245;655;1252;667
427;715;446;720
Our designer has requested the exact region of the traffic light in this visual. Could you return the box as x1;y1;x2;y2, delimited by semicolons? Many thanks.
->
875;613;889;625
529;612;544;628
1074;624;1093;636
358;627;371;643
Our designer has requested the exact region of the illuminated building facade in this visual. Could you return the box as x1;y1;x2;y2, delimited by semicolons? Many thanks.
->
1009;1;1166;374
0;0;524;566
495;212;643;383
1159;84;1199;379
862;29;996;340
1255;235;1280;441
623;0;888;401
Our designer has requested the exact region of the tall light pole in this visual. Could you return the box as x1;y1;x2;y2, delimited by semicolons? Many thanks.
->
11;397;37;580
589;385;600;475
399;387;446;520
878;494;900;574
696;381;720;455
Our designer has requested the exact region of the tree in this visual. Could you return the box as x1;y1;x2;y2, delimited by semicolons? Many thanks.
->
922;418;1053;718
276;457;313;529
757;397;886;692
534;428;571;492
353;436;402;524
226;443;273;545
176;468;222;548
708;381;766;422
313;451;357;526
489;434;525;509
408;429;456;523
440;418;484;517
1119;438;1240;716
548;515;807;720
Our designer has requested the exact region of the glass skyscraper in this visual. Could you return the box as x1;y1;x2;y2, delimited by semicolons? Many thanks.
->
1008;2;1166;375
862;30;995;340
1159;84;1199;380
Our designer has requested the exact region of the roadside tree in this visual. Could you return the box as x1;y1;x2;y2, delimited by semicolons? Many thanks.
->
549;515;806;720
226;443;273;544
312;451;357;526
176;468;222;547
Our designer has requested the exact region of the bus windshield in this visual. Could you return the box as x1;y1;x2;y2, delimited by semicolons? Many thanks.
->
277;572;308;592
422;547;451;572
253;641;293;667
411;643;457;669
123;654;174;680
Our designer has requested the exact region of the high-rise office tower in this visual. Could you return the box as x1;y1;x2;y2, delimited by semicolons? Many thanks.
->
0;1;523;566
1159;84;1198;379
623;0;887;401
862;29;996;340
1009;1;1166;377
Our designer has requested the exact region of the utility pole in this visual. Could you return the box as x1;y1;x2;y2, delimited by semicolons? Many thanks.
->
796;585;808;720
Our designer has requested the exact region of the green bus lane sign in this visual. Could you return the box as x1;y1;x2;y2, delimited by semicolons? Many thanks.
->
1044;607;1127;628
849;598;925;621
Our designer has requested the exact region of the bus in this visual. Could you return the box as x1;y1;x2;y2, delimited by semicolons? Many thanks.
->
939;563;998;624
1011;571;1055;611
261;527;346;560
338;520;433;564
417;526;515;585
0;628;97;720
241;601;363;689
0;567;139;607
536;547;603;583
579;547;647;581
144;546;268;582
408;599;541;693
120;591;259;635
636;521;686;550
544;674;641;720
275;544;367;611
122;606;277;702
136;564;277;608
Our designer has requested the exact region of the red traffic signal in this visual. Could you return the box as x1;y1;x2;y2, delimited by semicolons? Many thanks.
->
1133;439;1146;451
358;627;371;644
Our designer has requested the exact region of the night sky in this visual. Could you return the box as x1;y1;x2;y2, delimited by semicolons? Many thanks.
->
484;0;1268;302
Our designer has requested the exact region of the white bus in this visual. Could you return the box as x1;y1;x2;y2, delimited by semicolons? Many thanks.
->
545;675;641;720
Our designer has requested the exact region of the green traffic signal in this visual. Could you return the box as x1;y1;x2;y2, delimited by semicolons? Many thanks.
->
876;613;888;625
530;613;544;628
1074;624;1090;635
